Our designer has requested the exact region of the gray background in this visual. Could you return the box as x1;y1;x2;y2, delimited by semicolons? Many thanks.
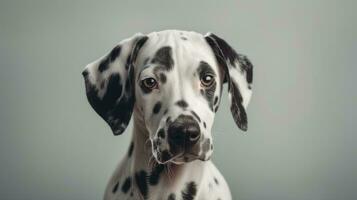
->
1;0;356;199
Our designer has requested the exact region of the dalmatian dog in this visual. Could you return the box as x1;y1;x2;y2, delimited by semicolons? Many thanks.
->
82;30;253;200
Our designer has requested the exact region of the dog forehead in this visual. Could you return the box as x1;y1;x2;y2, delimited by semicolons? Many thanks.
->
138;30;217;70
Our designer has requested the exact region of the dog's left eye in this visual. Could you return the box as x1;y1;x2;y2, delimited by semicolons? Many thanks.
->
141;77;158;90
201;74;215;87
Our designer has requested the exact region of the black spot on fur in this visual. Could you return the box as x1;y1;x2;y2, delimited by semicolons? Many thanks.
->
176;100;188;109
190;111;201;123
203;122;206;128
149;164;165;185
121;177;131;193
230;81;248;131
82;69;88;77
109;45;122;62
159;73;167;83
101;74;122;104
237;54;253;84
166;116;171;125
214;177;219;185
181;181;197;200
168;193;176;200
128;142;134;157
151;46;174;70
135;171;148;199
164;109;169;115
158;129;165;138
125;54;132;70
112;181;119;193
153;102;162;114
181;36;187;40
214;96;218;105
98;45;122;72
98;56;110;73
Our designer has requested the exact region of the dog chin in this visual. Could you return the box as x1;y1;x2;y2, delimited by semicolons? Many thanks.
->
156;153;209;165
172;155;210;164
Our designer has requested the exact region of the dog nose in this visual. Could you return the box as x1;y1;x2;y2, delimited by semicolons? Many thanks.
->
167;115;201;148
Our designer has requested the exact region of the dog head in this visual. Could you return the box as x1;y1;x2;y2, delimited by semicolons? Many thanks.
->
82;30;253;164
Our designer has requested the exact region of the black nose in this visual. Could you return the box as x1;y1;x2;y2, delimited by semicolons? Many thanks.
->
167;115;201;151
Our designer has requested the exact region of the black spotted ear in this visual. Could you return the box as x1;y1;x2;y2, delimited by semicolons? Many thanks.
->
82;33;148;135
205;33;253;131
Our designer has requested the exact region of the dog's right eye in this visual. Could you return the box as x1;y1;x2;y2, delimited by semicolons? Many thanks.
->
141;77;158;90
200;74;215;87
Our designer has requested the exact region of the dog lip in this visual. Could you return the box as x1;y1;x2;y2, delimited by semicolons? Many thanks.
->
156;152;184;164
156;150;204;164
186;152;200;157
170;152;203;163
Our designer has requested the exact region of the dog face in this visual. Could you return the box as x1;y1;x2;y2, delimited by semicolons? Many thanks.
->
134;31;225;164
82;30;253;164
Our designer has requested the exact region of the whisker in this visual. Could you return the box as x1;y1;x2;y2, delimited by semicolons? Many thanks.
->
165;163;173;182
145;138;151;148
148;155;155;169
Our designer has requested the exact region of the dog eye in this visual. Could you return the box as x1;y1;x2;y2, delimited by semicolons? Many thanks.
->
200;74;214;87
141;77;158;90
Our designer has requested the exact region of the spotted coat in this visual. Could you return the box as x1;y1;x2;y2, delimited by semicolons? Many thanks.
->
82;30;254;200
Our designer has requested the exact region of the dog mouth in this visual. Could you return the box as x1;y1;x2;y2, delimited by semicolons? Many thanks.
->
155;150;182;164
173;153;206;164
156;151;207;164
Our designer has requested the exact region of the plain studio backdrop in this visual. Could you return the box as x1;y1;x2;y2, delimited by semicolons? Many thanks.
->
0;0;356;199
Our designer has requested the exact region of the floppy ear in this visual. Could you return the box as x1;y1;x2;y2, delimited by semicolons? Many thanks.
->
82;33;148;135
205;33;253;131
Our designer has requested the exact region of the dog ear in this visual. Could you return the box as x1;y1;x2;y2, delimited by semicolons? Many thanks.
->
82;33;148;135
205;33;253;131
